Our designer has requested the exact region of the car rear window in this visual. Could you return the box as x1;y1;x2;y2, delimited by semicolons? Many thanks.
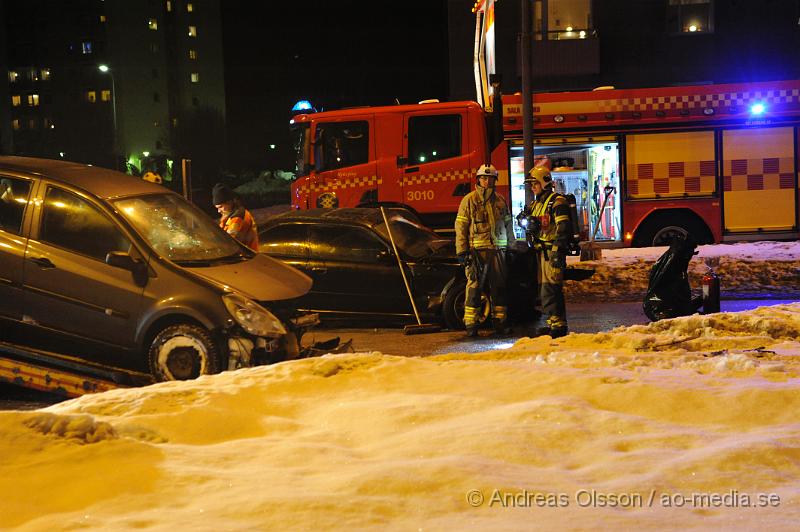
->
308;224;388;263
0;176;32;235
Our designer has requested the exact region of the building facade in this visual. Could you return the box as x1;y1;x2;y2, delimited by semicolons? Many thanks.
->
448;0;800;100
0;0;225;181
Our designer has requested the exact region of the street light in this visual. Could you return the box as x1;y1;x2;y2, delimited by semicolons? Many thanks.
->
98;64;118;163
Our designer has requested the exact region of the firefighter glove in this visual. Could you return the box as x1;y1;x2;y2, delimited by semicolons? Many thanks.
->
549;247;566;269
457;252;471;267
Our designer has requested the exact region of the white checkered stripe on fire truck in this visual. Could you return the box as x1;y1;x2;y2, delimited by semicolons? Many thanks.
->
401;168;476;186
597;89;800;113
297;175;382;194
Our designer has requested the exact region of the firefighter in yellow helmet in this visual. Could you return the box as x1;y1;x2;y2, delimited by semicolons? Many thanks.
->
454;164;516;337
525;166;570;338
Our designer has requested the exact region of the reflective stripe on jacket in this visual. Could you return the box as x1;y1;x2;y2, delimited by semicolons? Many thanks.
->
221;207;259;251
454;187;515;255
529;191;570;244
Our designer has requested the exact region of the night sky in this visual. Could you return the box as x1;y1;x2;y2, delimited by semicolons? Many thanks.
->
220;1;450;171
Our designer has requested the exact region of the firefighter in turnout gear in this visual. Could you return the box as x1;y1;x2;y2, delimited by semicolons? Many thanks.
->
454;164;516;337
526;166;570;338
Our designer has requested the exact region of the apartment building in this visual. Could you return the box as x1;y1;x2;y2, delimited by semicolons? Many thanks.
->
0;0;225;179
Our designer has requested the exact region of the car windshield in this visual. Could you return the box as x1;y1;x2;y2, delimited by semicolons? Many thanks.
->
374;214;453;259
114;193;245;263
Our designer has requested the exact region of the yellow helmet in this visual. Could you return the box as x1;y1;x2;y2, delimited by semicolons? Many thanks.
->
526;166;552;188
142;171;163;184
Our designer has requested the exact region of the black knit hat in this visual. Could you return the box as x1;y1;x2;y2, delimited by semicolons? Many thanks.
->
212;182;235;205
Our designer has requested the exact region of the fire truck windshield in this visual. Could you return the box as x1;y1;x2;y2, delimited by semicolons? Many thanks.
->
291;122;311;177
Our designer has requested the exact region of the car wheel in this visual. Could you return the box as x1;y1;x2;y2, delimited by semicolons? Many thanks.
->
442;279;491;330
633;211;713;247
148;323;221;381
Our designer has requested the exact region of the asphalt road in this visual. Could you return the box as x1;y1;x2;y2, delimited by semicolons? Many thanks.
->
314;298;800;358
2;298;797;410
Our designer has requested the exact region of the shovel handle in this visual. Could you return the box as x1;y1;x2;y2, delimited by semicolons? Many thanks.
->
380;207;423;324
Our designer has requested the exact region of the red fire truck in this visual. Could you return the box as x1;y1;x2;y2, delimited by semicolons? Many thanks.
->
290;78;800;246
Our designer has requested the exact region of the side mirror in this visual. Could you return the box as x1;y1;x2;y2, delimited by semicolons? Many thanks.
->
376;249;394;262
106;251;137;270
106;251;149;286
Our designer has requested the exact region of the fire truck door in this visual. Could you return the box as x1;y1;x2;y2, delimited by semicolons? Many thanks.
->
311;119;376;209
722;126;796;233
400;111;474;216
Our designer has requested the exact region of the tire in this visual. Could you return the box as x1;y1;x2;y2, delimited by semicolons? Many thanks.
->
442;278;491;330
633;211;713;247
147;323;221;381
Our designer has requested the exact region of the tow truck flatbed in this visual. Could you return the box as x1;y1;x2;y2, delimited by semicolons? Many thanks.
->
0;340;153;398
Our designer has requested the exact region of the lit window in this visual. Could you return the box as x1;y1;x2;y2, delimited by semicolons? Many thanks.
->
11;95;21;106
101;90;111;101
190;72;199;83
100;15;106;22
667;0;713;34
44;117;54;129
29;69;38;81
28;94;40;106
171;117;178;127
188;49;198;60
187;3;193;12
539;0;593;40
188;25;197;37
154;121;160;127
166;1;172;12
148;18;158;30
82;41;93;54
86;91;96;103
9;71;18;82
40;68;51;80
12;119;20;130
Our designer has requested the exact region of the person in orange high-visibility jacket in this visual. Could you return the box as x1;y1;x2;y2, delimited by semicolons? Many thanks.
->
212;182;259;251
454;164;515;338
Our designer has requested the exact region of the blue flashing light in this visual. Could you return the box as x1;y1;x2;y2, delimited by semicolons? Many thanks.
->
750;102;766;115
292;100;314;112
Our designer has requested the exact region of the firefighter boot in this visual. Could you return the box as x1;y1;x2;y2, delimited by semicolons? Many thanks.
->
464;325;479;338
493;319;512;336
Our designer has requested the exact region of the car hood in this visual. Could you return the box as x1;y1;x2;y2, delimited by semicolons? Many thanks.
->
189;253;312;301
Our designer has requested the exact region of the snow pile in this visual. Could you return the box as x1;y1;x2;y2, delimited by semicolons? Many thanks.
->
2;303;800;529
567;240;800;301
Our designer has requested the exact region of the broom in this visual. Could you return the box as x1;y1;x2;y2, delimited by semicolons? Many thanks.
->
580;186;615;262
379;207;442;335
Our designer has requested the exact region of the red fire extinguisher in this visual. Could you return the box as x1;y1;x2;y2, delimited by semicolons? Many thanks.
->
702;268;720;314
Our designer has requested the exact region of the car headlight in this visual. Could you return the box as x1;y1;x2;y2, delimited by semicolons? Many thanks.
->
222;293;287;338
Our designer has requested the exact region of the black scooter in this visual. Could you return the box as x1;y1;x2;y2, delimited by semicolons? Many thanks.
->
643;235;704;322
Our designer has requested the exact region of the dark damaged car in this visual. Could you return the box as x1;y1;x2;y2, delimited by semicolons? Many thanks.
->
258;208;539;329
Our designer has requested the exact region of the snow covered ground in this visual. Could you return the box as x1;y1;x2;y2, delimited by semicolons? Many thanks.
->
568;240;800;300
1;241;800;530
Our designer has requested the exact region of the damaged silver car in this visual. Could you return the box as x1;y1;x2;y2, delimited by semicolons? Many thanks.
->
0;156;318;382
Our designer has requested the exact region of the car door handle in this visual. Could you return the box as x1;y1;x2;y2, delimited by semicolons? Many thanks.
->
29;257;56;269
311;266;327;273
404;166;420;174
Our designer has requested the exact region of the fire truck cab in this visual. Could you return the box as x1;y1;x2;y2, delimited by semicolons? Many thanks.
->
290;100;498;230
